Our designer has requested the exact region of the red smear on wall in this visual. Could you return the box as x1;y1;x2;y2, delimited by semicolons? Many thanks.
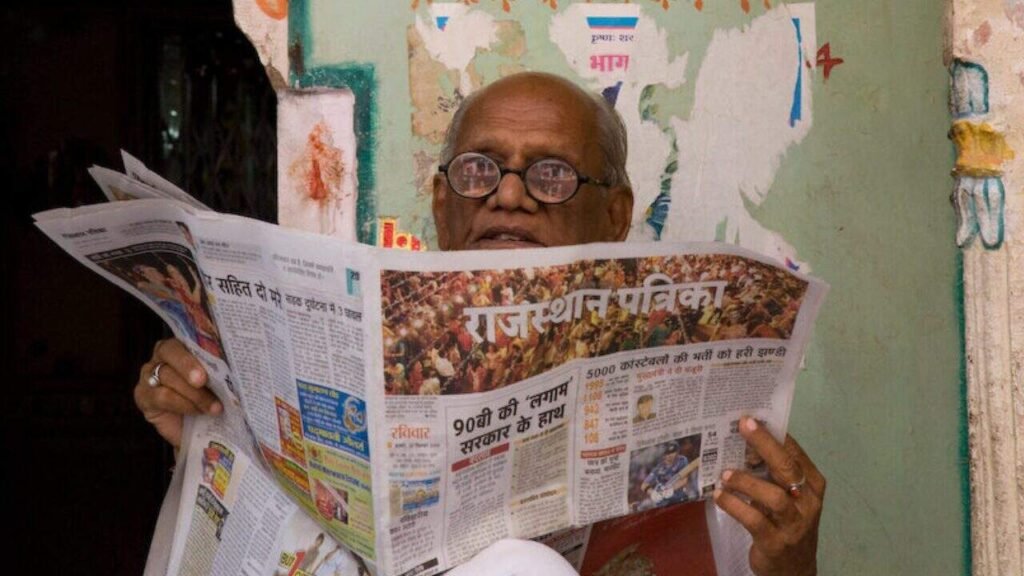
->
973;21;992;47
289;120;345;206
738;0;770;13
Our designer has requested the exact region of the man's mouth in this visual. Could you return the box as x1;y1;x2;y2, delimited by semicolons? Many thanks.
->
470;227;544;249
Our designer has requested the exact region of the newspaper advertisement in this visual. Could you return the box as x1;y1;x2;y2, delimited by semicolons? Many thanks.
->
36;182;826;576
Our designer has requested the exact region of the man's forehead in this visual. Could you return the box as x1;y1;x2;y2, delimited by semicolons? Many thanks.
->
453;84;598;160
455;133;585;164
471;72;592;107
460;93;590;129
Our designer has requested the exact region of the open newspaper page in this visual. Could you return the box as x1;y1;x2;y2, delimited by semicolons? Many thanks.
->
369;242;826;575
186;207;378;568
35;200;377;576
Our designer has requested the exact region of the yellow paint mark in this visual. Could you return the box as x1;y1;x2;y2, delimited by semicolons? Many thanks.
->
951;121;1015;177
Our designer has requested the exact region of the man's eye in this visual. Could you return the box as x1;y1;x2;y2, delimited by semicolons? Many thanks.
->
549;165;573;179
459;157;496;176
534;161;574;180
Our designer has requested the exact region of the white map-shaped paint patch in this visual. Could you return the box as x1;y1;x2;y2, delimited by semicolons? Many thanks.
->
665;5;816;266
550;4;688;243
415;3;499;95
553;4;817;267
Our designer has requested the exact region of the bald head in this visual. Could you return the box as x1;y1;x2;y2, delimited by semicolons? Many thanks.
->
432;72;634;251
441;72;631;189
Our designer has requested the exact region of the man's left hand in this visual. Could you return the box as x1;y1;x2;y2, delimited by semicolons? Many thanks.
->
714;417;825;576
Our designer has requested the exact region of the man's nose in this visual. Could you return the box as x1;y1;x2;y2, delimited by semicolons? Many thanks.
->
489;171;539;212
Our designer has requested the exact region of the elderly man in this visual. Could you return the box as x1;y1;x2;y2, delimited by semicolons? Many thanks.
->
136;72;824;576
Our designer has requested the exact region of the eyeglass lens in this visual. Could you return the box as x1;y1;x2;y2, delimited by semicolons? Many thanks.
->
447;153;579;203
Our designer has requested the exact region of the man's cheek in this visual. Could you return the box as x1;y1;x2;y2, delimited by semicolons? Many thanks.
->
448;208;475;250
559;217;589;245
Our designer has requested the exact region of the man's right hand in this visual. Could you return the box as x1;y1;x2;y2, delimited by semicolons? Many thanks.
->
135;338;223;448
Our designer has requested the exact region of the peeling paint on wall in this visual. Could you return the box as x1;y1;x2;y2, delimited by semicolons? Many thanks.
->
1005;0;1024;29
551;3;689;244
661;5;816;268
232;0;290;88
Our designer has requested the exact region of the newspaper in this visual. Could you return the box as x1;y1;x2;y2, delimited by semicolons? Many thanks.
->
36;162;826;576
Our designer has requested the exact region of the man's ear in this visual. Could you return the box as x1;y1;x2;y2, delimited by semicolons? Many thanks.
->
432;173;451;251
607;185;634;242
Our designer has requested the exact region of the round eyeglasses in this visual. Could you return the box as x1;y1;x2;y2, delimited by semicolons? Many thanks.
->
438;152;609;205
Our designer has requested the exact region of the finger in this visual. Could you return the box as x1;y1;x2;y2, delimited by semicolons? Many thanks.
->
713;488;774;539
150;339;221;413
740;417;803;487
137;358;222;416
149;361;222;414
134;371;203;417
784;435;826;496
153;338;207;387
722;469;797;521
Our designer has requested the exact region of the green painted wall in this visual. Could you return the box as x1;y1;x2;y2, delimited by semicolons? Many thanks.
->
765;2;965;574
